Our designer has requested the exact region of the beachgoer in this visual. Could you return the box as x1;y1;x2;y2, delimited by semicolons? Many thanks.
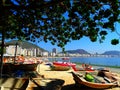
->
82;64;93;70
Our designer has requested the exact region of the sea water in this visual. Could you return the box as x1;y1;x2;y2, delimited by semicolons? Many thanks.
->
48;57;120;67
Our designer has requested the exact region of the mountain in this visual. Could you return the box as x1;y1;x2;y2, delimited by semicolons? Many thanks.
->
6;40;47;52
65;49;90;54
102;50;120;55
64;49;120;55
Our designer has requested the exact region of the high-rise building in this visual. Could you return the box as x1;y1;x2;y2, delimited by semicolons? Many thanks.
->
52;48;57;54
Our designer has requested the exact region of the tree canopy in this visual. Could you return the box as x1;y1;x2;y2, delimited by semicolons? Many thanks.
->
0;0;120;48
0;0;120;78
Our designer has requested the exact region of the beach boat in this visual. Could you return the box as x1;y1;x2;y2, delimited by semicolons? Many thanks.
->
72;63;95;72
50;65;71;71
72;66;95;72
71;72;118;89
72;64;95;72
53;61;76;67
2;63;39;78
3;55;39;72
53;61;76;70
13;63;38;71
53;57;76;69
3;63;38;72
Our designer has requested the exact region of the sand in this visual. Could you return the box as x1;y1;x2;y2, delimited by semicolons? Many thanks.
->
26;63;120;90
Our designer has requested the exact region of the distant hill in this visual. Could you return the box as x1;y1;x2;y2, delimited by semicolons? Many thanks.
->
65;49;90;54
63;49;120;55
6;40;47;52
102;50;120;55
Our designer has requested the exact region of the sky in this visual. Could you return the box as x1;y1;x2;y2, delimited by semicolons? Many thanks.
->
7;1;120;54
35;23;120;54
35;4;120;54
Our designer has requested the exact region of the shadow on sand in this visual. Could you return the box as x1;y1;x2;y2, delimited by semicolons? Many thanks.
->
30;78;64;90
30;78;107;90
61;84;107;90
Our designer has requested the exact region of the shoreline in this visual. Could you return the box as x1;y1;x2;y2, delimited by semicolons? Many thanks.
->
46;57;120;68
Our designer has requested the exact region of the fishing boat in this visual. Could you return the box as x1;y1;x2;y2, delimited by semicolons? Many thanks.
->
53;61;76;67
50;65;71;71
72;64;95;72
53;57;76;69
3;56;39;71
71;72;118;89
72;67;95;72
53;61;76;70
3;62;38;72
13;63;38;71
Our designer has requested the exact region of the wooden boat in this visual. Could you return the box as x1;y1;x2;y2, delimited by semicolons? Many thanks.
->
50;65;71;71
53;57;76;67
2;63;39;78
13;63;38;71
53;61;76;66
0;78;29;90
3;63;38;71
71;72;118;89
72;66;95;72
3;55;39;72
53;61;76;70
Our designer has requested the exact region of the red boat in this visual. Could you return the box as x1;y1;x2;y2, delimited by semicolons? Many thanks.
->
72;64;95;72
53;61;76;67
53;57;76;70
50;65;71;71
53;61;76;70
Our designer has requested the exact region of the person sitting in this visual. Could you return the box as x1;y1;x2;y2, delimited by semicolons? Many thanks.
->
82;64;94;70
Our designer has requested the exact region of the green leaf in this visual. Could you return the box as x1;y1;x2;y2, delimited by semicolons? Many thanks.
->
111;39;119;45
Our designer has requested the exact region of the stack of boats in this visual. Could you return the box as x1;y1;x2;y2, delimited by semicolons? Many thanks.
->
50;57;95;71
1;55;41;90
2;56;39;77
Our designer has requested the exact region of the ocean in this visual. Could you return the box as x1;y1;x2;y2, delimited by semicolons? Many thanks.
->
48;57;120;67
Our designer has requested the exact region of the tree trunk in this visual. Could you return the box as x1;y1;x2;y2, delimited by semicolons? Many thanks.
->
0;29;5;78
0;2;6;78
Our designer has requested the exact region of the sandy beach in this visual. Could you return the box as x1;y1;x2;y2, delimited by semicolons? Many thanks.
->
26;63;120;90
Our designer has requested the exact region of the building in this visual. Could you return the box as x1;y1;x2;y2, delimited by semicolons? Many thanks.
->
52;48;57;54
5;40;48;57
52;48;57;56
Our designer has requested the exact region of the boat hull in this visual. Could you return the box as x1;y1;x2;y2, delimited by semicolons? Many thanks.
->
53;62;76;67
3;63;38;72
71;72;118;89
53;62;76;71
50;65;70;71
